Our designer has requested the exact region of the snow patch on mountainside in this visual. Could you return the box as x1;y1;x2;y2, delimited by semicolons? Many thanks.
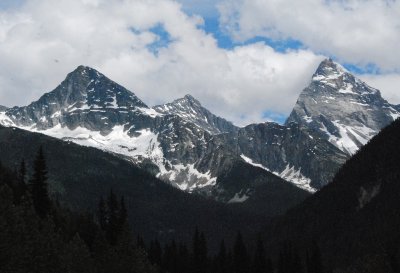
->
277;165;316;193
389;110;400;121
228;190;250;203
0;114;217;193
240;154;271;172
240;154;316;192
0;112;14;126
158;163;217;192
137;107;164;118
320;121;376;155
358;184;381;210
30;124;216;191
32;125;166;170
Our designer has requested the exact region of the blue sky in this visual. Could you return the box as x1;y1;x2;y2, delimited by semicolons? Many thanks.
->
0;0;399;126
0;0;25;9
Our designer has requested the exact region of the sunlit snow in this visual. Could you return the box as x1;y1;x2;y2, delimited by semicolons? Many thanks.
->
240;154;316;192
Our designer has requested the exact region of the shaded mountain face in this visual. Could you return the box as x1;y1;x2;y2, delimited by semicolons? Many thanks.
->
236;122;348;190
286;58;399;155
0;105;7;111
262;118;400;272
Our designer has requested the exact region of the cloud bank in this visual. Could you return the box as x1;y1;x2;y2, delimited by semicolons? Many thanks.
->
218;0;400;71
0;0;398;126
0;0;325;126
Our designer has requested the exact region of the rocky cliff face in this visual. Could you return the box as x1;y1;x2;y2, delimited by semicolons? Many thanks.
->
236;122;348;189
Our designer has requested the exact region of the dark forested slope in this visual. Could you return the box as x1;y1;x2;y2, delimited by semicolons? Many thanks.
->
263;118;400;272
0;125;291;249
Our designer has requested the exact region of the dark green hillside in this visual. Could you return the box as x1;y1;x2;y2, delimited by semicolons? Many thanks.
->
0;125;276;249
0;161;156;273
217;160;310;216
263;118;400;272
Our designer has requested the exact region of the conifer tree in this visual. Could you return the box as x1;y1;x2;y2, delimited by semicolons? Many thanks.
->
252;237;268;273
163;240;178;273
233;231;249;273
216;239;228;273
19;159;26;182
29;146;51;218
13;159;27;204
149;239;162;266
199;232;208;273
306;241;324;273
119;196;127;227
178;242;190;273
278;243;304;273
98;196;107;231
192;228;208;273
106;190;119;244
137;235;146;249
192;228;200;273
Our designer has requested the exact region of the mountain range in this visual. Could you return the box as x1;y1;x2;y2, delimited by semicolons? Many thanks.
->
0;58;398;202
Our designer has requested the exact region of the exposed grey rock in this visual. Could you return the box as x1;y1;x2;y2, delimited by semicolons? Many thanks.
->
236;122;348;189
286;58;399;155
153;94;238;134
0;105;8;111
5;66;153;133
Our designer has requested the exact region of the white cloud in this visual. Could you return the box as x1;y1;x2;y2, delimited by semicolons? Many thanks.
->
218;0;400;71
360;74;400;105
0;0;325;126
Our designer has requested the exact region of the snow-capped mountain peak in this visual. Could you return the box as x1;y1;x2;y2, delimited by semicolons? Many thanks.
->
61;65;148;110
311;58;379;97
286;59;399;155
2;66;154;131
153;94;237;135
312;58;347;80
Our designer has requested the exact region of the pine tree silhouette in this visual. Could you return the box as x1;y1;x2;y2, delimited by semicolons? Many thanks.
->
233;231;249;273
29;146;51;218
216;239;228;273
306;241;324;273
252;237;269;273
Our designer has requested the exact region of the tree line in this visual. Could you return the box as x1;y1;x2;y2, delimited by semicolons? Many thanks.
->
141;228;324;273
0;146;156;273
0;146;325;273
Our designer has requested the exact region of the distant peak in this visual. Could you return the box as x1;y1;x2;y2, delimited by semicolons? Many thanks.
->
70;65;103;78
316;58;347;74
184;94;195;100
182;94;201;104
74;65;91;72
312;58;349;82
170;94;201;107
